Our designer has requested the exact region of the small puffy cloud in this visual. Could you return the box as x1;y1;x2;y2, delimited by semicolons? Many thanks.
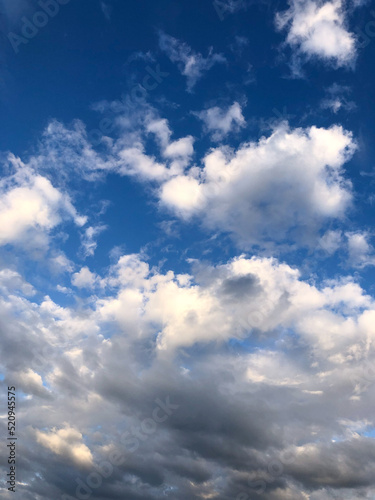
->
318;229;343;254
193;102;246;141
117;113;194;181
145;115;194;173
56;284;72;294
146;117;172;149
158;32;225;91
49;252;74;274
71;267;98;289
35;425;93;468
118;145;171;181
113;253;150;287
160;175;205;218
346;231;375;268
276;0;356;69
164;136;195;159
160;123;356;248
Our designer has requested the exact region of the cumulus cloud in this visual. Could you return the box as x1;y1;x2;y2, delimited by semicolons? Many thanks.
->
35;425;94;468
15;109;193;186
160;123;356;248
158;32;226;91
0;156;86;250
0;269;35;295
13;112;357;252
346;231;375;267
276;0;357;70
318;229;343;254
1;9;374;500
193;101;246;140
95;252;374;357
71;266;99;289
1;252;375;498
13;369;51;398
49;252;75;274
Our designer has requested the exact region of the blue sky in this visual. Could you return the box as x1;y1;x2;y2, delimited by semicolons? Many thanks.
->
1;0;375;499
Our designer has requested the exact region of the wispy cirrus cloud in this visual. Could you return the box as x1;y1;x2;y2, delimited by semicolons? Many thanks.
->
158;32;226;91
320;83;356;113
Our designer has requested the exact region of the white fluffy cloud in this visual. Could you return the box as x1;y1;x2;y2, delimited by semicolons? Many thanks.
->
160;123;355;248
117;114;194;181
71;266;99;289
318;229;343;254
276;0;356;69
194;102;246;140
0;156;86;249
18;113;358;252
96;252;374;357
0;269;35;295
158;32;226;91
346;231;375;267
14;368;51;398
35;425;93;468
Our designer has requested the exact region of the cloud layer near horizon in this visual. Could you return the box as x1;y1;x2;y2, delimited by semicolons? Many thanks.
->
1;250;375;499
